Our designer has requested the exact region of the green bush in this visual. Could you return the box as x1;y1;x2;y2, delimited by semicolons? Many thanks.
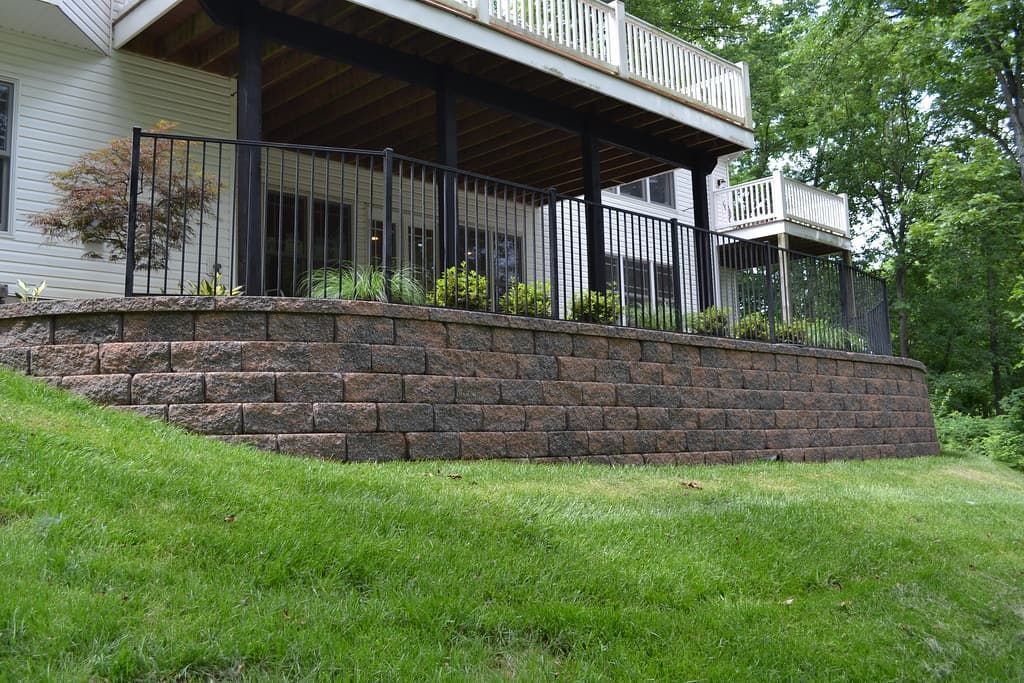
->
628;304;679;332
999;388;1024;431
737;312;770;341
934;411;1024;472
570;289;621;325
686;306;731;336
298;264;425;305
776;317;812;345
929;371;996;416
430;262;489;311
499;280;551;317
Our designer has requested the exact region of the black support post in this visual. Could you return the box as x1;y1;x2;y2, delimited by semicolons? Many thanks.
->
582;125;605;294
547;188;560;319
669;217;683;332
690;158;716;309
838;253;855;331
436;72;458;270
236;8;263;296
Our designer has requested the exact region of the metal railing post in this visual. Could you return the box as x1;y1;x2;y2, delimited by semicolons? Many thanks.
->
765;242;776;343
382;147;394;302
547;188;560;320
124;126;142;297
670;218;684;332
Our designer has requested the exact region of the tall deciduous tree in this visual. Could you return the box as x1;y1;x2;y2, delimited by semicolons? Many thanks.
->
907;139;1024;411
903;0;1024;190
776;4;939;357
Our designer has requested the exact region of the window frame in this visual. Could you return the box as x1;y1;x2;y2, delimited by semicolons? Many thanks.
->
0;77;16;234
611;171;675;209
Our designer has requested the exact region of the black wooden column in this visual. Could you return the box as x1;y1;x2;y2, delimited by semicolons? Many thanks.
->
582;125;606;293
437;71;458;270
236;8;263;295
691;157;717;309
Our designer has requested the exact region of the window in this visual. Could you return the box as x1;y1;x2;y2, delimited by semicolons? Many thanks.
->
0;80;13;232
457;227;521;298
409;226;435;281
604;253;674;310
612;171;675;208
264;192;350;296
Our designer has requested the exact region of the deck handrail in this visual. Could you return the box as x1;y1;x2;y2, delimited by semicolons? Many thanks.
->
425;0;751;127
714;173;850;237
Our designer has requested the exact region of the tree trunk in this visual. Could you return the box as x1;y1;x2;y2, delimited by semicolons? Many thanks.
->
997;67;1024;191
987;266;1003;412
895;262;909;357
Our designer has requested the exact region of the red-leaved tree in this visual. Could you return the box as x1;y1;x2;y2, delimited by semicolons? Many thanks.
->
32;121;220;271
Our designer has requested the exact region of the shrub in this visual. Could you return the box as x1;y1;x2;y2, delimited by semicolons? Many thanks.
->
430;262;489;310
499;280;551;317
298;264;425;305
31;121;220;271
737;312;770;341
929;371;996;416
570;289;621;325
935;412;1024;472
686;306;731;336
186;272;242;296
628;304;679;332
776;317;812;345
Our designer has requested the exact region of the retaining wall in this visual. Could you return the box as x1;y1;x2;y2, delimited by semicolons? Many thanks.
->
0;297;939;464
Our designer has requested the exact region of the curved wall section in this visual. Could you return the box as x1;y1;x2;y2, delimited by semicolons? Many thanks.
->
0;297;939;464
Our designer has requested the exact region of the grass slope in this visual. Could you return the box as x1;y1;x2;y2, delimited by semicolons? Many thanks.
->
1;369;1023;681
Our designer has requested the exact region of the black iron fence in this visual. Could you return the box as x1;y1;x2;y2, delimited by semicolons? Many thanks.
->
125;128;891;355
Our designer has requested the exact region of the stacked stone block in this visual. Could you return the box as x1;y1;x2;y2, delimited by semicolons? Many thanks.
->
0;297;939;464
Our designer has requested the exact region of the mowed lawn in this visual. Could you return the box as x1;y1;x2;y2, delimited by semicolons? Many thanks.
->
1;369;1023;681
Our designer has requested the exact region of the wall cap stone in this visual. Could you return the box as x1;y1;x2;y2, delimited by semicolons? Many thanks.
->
0;296;925;372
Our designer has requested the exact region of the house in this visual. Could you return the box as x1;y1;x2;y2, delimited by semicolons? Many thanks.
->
0;0;882;352
0;0;941;465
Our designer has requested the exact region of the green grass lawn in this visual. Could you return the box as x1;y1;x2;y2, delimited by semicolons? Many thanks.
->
1;369;1023;681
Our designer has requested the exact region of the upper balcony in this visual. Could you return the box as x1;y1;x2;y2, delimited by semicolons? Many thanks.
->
714;173;852;254
424;0;751;127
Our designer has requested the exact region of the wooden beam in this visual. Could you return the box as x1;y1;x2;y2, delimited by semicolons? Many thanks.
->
200;0;710;170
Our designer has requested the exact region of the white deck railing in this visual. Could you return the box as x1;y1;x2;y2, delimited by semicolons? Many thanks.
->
429;0;752;126
714;172;851;237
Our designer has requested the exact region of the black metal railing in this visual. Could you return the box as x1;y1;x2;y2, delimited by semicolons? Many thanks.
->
124;128;891;355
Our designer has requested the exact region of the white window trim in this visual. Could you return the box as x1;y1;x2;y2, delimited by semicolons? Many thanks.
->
0;76;17;235
609;171;676;209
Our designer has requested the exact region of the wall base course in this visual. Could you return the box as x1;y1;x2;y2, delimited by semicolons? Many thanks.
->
0;298;939;464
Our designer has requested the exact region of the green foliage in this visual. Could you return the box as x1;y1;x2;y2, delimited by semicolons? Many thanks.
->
930;371;998;417
686;306;731;336
570;290;621;325
627;304;679;332
30;121;220;271
737;312;770;341
1000;388;1024;431
935;412;1024;472
430;262;489;311
186;272;242;297
498;280;551;317
298;264;425;305
15;280;47;303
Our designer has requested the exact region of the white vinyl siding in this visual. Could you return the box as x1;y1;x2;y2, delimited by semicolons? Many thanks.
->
0;27;234;299
59;0;112;52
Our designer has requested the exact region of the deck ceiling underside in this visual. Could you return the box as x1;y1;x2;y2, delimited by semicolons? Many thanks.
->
122;0;743;195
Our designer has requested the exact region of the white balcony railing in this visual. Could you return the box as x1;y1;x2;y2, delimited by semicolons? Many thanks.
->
431;0;752;126
714;172;851;237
